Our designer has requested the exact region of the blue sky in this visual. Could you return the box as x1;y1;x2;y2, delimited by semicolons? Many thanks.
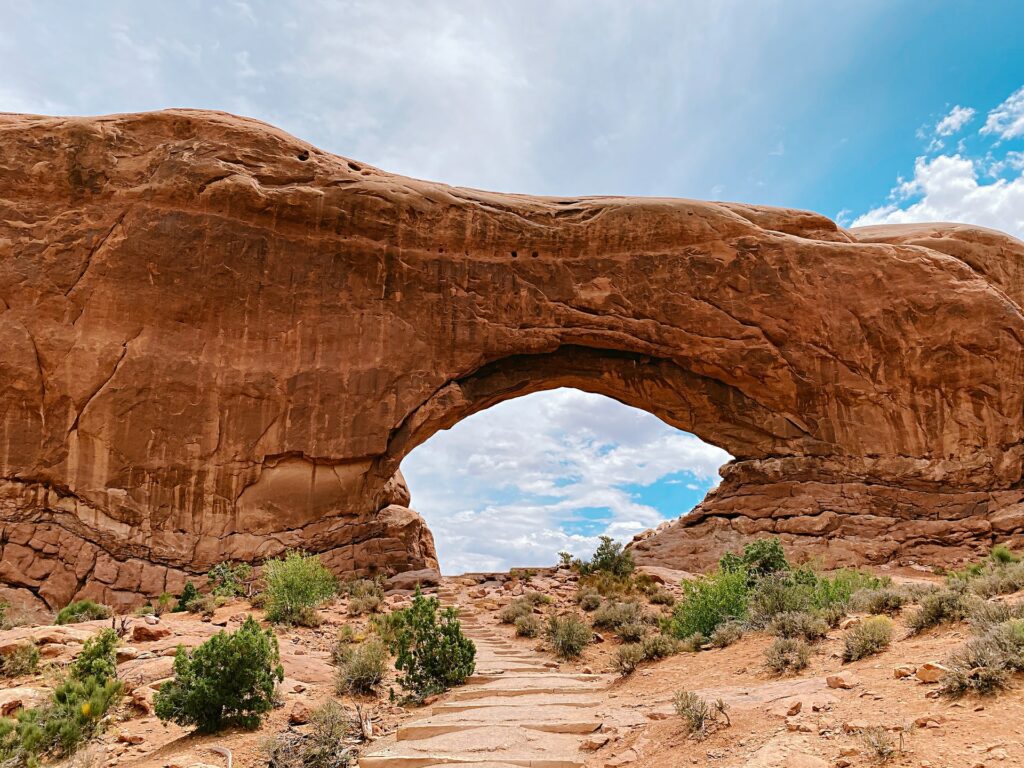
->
4;1;1023;572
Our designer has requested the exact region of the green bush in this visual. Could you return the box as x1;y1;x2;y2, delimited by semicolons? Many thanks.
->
613;644;644;676
769;611;829;642
386;589;475;699
577;536;635;577
515;614;542;638
709;620;745;649
335;639;388;695
906;587;974;634
641;633;680;660
765;638;811;675
54;600;111;625
720;537;789;585
72;629;119;684
263;550;338;626
670;569;748;638
175;581;202;612
207;561;253;598
0;627;121;764
154;615;284;732
0;642;39;678
842;616;893;662
991;544;1019;565
545;614;591;659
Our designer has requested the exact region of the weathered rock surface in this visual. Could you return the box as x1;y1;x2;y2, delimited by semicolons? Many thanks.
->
1;110;1023;606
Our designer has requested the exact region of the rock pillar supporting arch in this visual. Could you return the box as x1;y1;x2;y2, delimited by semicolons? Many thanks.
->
1;109;1023;609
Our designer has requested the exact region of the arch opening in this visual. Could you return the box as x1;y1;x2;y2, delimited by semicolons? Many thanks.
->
399;388;732;574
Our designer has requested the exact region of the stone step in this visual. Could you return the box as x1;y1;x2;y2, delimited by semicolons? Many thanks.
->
431;695;602;714
396;706;602;740
360;726;585;768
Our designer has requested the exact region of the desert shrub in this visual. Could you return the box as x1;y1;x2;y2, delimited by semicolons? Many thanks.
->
576;571;635;598
577;535;635;577
969;563;1024;599
842;616;893;662
71;629;119;684
860;726;897;763
673;690;729;738
968;599;1024;630
262;699;355;768
55;600;111;625
578;591;602;611
514;614;542;638
852;587;906;615
545;614;591;660
906;587;974;633
940;619;1024;697
345;577;383;599
263;550;338;626
810;568;886;609
207;561;253;598
153;592;174;617
175;581;202;612
499;599;535;625
679;631;708;653
991;543;1020;565
709;620;745;649
649;587;675;606
613;644;644;676
641;633;680;660
592;600;646;630
616;621;647;643
135;604;155;616
769;611;829;642
335;639;388;695
558;551;575;568
154;615;284;732
331;625;358;662
670;568;748;638
720;537;790;585
523;590;553;606
765;638;811;675
386;589;475;699
348;595;384;616
0;642;39;678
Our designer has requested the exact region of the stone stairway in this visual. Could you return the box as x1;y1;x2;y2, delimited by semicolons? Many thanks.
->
361;585;617;768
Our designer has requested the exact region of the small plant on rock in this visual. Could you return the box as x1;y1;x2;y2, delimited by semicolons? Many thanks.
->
386;589;475;700
262;700;356;768
842;616;893;662
578;591;602;611
55;600;112;625
263;550;338;626
154;616;284;732
641;633;680;660
765;638;811;675
673;690;730;739
649;587;675;606
175;581;201;612
546;614;592;659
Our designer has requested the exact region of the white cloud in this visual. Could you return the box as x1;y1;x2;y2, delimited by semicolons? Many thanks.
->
982;85;1024;140
852;153;1024;238
934;105;975;136
400;389;730;574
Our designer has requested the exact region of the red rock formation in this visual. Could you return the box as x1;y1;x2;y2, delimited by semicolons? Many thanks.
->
0;110;1021;609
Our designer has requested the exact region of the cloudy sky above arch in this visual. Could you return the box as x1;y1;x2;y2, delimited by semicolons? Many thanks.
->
3;1;1023;571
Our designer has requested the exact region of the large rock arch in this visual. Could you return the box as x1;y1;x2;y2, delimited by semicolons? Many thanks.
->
1;110;1022;609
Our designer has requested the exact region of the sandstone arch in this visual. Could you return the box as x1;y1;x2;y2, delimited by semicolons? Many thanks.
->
1;109;1023;610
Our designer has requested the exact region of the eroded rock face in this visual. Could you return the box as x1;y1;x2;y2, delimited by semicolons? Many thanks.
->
0;110;1022;608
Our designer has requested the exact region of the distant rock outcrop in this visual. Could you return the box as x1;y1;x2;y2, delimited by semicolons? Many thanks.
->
1;110;1022;608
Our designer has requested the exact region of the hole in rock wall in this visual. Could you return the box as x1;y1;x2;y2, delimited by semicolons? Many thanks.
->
400;388;732;575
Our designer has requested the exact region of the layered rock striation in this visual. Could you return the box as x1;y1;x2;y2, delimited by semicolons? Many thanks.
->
0;110;1022;608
